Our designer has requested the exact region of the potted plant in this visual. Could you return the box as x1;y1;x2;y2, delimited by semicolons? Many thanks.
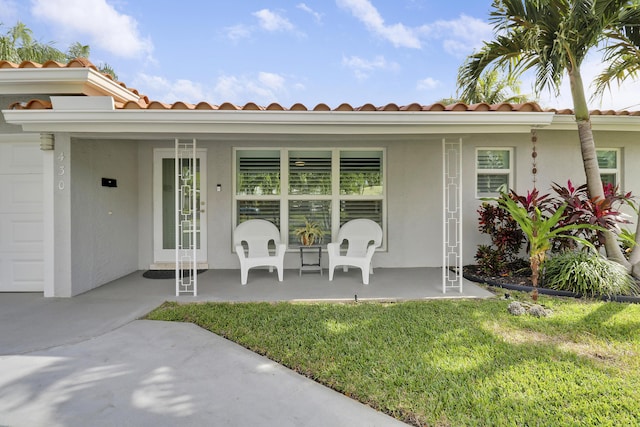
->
295;218;325;246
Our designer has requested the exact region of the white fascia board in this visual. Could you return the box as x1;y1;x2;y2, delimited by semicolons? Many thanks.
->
549;114;640;131
51;96;115;110
0;68;139;102
1;110;556;135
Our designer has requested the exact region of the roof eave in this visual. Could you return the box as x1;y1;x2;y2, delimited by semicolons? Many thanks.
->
549;114;640;131
0;68;139;103
1;110;556;135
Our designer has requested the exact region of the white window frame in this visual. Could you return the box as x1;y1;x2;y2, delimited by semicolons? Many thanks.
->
597;148;621;189
233;147;387;251
475;147;514;198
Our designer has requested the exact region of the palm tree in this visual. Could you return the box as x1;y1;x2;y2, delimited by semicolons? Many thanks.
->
458;0;640;268
0;22;117;79
438;69;533;104
459;68;533;104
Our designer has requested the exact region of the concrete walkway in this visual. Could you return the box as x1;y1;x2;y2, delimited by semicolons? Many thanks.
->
0;268;493;426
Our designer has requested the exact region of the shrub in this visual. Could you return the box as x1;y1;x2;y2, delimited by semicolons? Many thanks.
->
475;200;525;275
543;250;639;297
550;180;634;251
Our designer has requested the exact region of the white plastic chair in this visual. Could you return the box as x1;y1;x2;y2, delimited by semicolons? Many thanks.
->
233;219;286;285
327;219;382;285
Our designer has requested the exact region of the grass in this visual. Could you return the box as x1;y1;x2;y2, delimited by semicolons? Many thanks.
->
146;293;640;426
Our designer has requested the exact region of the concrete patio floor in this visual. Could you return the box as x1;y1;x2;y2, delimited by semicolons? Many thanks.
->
1;267;494;355
0;267;494;426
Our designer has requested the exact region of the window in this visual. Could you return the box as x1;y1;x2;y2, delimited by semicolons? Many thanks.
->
234;148;385;248
476;148;513;197
597;149;620;188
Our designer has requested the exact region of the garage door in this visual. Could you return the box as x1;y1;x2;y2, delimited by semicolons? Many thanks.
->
0;140;44;292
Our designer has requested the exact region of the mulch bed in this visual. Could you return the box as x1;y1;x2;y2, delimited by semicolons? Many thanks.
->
463;265;640;303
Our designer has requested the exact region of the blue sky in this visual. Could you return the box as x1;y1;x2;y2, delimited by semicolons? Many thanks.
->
1;0;638;110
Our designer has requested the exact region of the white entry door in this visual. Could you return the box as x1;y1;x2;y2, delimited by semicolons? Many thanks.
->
153;148;207;267
0;139;44;291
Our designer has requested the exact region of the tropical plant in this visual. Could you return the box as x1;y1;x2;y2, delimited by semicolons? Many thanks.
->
543;250;639;297
294;218;325;246
619;227;637;258
0;21;117;79
475;200;526;275
549;180;635;250
496;193;602;301
458;0;640;269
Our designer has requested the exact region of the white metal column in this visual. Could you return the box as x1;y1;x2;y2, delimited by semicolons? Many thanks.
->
175;138;198;296
442;138;463;293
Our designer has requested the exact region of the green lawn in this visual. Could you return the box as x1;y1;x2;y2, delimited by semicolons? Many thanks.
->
146;293;640;426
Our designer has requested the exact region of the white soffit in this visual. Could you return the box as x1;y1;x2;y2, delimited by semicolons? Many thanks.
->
1;110;557;135
0;68;139;103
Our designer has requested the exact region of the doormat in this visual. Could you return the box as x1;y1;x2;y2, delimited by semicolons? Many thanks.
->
142;269;207;279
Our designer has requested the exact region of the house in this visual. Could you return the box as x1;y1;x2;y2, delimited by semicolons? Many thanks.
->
1;59;639;297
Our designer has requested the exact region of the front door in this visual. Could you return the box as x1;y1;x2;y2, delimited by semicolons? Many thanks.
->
153;148;207;267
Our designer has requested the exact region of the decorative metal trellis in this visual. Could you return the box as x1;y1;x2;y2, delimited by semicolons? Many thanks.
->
442;138;463;293
175;138;198;296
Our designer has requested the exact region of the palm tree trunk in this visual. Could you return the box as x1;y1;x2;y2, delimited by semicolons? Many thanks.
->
628;218;640;277
570;67;629;267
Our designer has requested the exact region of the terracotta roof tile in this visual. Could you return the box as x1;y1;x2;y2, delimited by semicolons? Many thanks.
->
335;103;354;111
5;59;640;116
355;103;377;111
218;102;239;110
195;102;217;110
9;99;52;110
426;103;446;111
242;102;262;111
445;103;468;111
266;103;285;110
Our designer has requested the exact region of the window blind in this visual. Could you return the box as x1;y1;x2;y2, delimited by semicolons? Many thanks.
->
340;200;382;226
237;152;280;195
340;152;383;195
237;200;280;227
289;152;331;195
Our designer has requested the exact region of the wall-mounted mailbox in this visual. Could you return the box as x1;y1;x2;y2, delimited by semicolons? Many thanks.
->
102;178;117;188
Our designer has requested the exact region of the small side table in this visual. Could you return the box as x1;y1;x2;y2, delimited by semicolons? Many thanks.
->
299;245;323;276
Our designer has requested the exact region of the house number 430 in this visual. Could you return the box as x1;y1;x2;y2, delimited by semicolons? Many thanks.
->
57;152;65;190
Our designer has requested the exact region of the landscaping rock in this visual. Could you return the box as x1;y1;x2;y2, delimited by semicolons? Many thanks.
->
507;301;552;317
508;301;527;316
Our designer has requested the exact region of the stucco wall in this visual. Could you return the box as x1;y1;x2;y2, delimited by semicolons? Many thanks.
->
70;138;138;295
136;136;446;270
460;129;640;264
133;130;639;272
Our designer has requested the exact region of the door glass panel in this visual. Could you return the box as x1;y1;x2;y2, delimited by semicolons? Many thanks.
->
162;158;201;249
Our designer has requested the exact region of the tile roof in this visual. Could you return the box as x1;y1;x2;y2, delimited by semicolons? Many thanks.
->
3;59;640;116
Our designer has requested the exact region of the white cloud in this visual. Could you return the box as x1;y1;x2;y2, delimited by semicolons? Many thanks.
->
253;9;295;32
342;55;399;80
258;72;285;90
133;73;205;104
524;53;640;110
297;3;323;23
30;0;153;58
418;15;492;57
0;0;18;23
336;0;420;49
214;72;295;104
225;24;252;41
416;77;441;91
